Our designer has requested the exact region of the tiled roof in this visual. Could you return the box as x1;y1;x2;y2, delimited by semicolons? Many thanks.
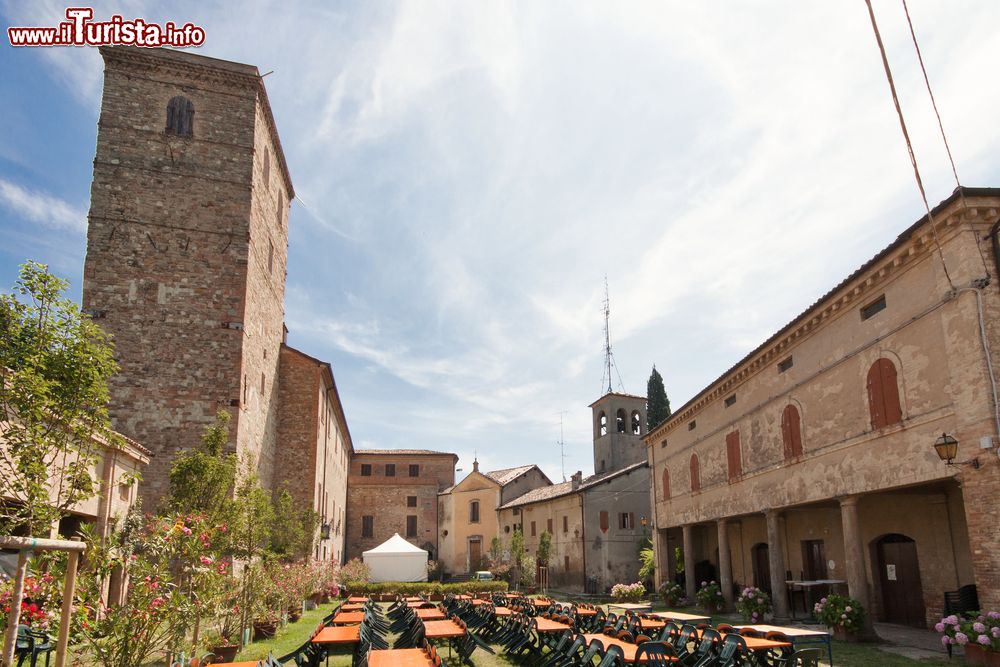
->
498;460;648;509
484;465;536;486
354;449;458;458
588;391;646;407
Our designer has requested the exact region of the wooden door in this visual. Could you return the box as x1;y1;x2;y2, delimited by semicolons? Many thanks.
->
801;540;827;580
469;539;482;572
876;534;926;627
752;543;771;594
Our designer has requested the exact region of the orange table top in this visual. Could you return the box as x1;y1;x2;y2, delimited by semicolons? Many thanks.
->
415;608;447;620
471;598;488;606
423;619;466;639
638;618;666;629
340;603;365;611
494;607;513;617
369;648;434;667
531;598;554;607
404;597;424;602
535;618;573;633
731;635;791;651
312;625;361;645
650;611;711;623
347;596;368;603
454;594;473;600
331;611;365;625
733;624;830;638
582;634;662;664
212;662;260;667
575;608;598;616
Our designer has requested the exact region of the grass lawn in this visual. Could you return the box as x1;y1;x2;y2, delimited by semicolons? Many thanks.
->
237;599;960;667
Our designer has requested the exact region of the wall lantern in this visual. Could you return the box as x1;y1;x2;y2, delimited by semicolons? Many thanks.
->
320;522;331;540
639;516;648;528
934;433;980;469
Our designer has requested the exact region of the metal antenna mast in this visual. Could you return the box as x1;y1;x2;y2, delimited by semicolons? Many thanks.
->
556;412;567;482
600;277;625;395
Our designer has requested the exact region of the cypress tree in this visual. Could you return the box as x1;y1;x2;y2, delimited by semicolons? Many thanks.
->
647;365;671;431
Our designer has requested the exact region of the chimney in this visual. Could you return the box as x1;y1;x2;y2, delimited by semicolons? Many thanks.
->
571;471;583;490
472;458;479;473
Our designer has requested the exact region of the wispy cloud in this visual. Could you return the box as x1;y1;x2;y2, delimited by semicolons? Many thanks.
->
0;178;86;233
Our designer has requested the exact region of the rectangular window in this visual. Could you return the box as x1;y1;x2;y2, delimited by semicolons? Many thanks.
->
563;516;568;533
726;431;743;483
547;518;553;534
531;521;536;537
724;394;736;408
267;238;274;275
599;511;609;533
619;512;635;530
260;372;265;395
362;515;373;538
861;294;886;321
406;515;417;538
470;502;480;523
409;464;420;477
407;496;417;508
564;555;570;571
778;356;794;373
385;463;396;477
360;464;371;476
512;508;520;516
688;420;696;431
660;439;668;448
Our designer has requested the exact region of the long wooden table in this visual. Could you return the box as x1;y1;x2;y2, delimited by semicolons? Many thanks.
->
368;648;434;667
734;624;832;665
494;606;513;617
650;610;712;625
423;620;466;639
330;611;365;625
311;625;361;645
534;618;573;633
581;634;660;664
415;607;447;620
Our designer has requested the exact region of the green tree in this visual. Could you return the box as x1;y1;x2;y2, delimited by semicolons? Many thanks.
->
509;526;526;590
0;261;119;536
164;410;238;522
270;486;318;561
230;460;275;640
638;538;655;584
537;531;552;566
646;365;671;432
489;536;503;564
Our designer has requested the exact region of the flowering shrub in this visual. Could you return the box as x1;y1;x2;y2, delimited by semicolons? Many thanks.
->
735;586;772;622
0;571;60;631
339;558;371;588
814;594;865;633
696;581;725;610
936;611;1000;651
611;582;646;602
659;582;684;607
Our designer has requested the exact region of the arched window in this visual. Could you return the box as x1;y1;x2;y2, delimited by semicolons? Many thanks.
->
690;453;700;493
616;409;627;433
631;410;642;435
781;404;803;460
165;96;194;136
867;358;902;429
469;500;480;524
661;468;670;501
277;190;284;227
598;412;607;437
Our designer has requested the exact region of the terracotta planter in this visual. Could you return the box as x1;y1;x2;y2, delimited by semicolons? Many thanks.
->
211;644;239;663
288;607;302;622
963;644;1000;665
252;620;278;641
832;625;859;642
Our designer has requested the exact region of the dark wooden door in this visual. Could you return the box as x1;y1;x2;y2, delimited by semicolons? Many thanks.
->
469;539;482;572
801;540;827;580
876;534;926;627
752;543;771;594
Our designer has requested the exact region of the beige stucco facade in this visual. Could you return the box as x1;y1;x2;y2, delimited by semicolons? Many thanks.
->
647;187;1000;628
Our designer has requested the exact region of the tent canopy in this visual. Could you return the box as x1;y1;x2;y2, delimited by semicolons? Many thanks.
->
362;533;428;582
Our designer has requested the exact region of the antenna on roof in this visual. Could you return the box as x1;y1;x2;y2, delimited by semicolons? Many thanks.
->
556;412;567;482
600;276;625;395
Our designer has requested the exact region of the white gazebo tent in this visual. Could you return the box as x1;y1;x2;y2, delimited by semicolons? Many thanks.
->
362;533;428;582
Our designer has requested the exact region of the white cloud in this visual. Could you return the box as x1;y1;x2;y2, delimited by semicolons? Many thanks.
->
0;178;86;233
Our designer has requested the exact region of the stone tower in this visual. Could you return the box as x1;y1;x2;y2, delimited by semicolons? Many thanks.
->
82;47;292;505
590;392;647;474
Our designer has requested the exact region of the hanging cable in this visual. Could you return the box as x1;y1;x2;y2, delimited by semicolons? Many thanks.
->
864;0;955;290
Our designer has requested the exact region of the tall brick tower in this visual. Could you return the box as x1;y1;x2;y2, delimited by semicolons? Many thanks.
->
82;47;292;506
590;392;647;474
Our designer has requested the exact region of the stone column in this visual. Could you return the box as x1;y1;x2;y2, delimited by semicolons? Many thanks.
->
682;524;696;602
839;495;876;636
765;509;789;619
718;518;734;609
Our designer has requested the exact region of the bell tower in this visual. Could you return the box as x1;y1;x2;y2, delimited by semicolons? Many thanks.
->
590;392;647;474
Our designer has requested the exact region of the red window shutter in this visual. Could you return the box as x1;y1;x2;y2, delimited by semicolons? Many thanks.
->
879;358;903;426
726;431;742;482
690;454;700;493
661;468;670;501
867;361;885;429
599;511;609;533
782;405;802;460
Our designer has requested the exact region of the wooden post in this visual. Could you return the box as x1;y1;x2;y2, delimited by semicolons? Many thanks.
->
1;550;30;667
53;550;79;667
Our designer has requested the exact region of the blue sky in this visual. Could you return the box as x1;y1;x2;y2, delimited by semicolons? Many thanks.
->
3;1;1000;484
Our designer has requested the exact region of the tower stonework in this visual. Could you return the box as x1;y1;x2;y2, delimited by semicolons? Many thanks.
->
82;47;292;505
590;392;647;474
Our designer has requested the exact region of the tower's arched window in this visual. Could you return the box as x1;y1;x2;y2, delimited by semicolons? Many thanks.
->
690;453;700;493
781;404;803;460
867;358;902;429
598;412;607;437
631;410;641;435
469;500;480;524
165;96;194;136
616;409;627;434
661;468;670;501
